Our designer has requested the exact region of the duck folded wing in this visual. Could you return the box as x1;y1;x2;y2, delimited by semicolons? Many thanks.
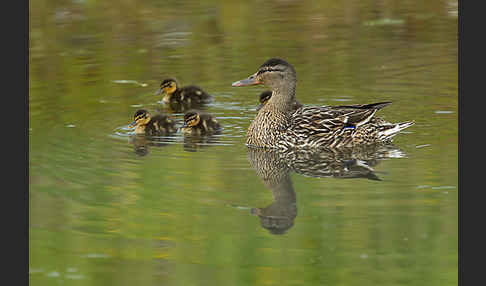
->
291;106;379;131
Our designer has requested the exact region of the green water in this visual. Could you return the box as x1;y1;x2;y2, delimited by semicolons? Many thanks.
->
29;0;458;285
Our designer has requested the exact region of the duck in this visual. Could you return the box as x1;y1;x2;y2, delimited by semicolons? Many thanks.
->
232;58;414;149
129;109;177;136
256;90;302;112
180;110;221;135
154;78;212;106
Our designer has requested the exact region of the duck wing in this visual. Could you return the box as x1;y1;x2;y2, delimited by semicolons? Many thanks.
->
332;101;392;110
283;104;391;148
291;104;381;131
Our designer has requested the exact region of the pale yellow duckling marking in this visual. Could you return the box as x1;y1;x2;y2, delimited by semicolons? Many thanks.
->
133;115;151;134
162;82;177;103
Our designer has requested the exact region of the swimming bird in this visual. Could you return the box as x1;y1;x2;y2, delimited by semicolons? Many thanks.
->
181;110;221;135
257;90;302;112
232;58;414;149
129;109;177;136
154;78;212;106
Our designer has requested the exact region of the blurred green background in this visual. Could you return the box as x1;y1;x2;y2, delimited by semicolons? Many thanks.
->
29;0;457;285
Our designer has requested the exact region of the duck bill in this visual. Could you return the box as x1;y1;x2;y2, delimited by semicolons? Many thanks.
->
154;88;162;95
128;120;137;128
178;123;188;133
232;73;262;87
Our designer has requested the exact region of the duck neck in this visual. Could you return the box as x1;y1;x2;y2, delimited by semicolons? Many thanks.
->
267;80;297;113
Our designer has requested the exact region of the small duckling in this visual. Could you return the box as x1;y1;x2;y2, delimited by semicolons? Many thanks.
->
181;110;221;135
256;90;302;112
129;109;177;136
154;78;212;105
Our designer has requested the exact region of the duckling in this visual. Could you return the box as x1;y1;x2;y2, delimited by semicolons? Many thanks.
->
129;109;177;136
154;78;212;106
232;58;414;149
181;110;221;135
256;90;302;112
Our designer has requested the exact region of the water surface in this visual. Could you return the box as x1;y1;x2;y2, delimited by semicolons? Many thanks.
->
30;1;458;285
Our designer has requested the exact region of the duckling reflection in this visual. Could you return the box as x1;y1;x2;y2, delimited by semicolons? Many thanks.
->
130;133;178;156
246;144;407;235
132;136;150;156
183;134;221;152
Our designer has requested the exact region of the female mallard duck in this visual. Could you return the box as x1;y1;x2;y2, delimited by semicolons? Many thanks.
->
232;58;414;149
129;109;177;136
154;78;212;106
257;90;302;112
181;110;221;135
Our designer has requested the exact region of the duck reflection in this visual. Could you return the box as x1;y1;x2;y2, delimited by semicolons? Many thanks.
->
246;144;406;235
247;148;297;235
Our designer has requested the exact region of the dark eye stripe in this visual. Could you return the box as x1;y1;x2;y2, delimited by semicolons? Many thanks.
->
257;68;285;75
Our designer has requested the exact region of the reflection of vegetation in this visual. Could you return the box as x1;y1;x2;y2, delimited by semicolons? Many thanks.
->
29;0;457;285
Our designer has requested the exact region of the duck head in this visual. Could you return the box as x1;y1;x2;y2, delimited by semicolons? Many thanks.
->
233;58;297;112
154;78;178;103
232;58;297;91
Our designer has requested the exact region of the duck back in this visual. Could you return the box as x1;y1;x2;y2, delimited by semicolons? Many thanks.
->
145;114;177;136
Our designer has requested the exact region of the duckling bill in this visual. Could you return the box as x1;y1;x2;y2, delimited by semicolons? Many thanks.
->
129;109;177;136
181;110;221;135
154;78;212;105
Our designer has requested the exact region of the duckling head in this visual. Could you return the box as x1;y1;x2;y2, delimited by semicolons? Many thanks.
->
256;90;272;111
154;78;178;103
232;58;296;91
182;111;201;130
129;109;152;134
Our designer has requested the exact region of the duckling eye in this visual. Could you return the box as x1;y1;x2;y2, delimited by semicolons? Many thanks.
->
135;114;147;121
